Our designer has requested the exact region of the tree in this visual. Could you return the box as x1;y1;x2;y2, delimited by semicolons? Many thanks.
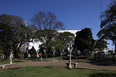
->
0;22;14;58
48;39;65;57
57;32;75;48
74;28;93;54
90;39;107;53
28;46;36;57
97;1;116;53
31;11;64;58
57;31;75;56
27;24;38;31
0;14;33;57
0;14;24;26
0;46;4;59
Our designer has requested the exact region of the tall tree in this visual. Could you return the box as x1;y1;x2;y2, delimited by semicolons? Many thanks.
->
0;46;4;59
97;1;116;53
0;14;32;57
0;22;14;58
74;28;93;54
31;11;64;58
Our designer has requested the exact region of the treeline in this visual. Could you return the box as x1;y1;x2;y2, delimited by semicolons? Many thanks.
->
1;0;116;60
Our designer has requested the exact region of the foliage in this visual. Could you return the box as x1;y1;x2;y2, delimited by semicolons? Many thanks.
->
109;50;113;52
91;39;107;52
39;39;65;56
48;39;65;51
57;31;75;48
0;46;4;58
35;30;59;56
97;1;116;52
28;46;36;56
0;14;33;57
34;29;58;42
31;11;64;30
17;50;24;58
48;39;65;56
0;22;13;57
75;28;93;53
39;43;46;54
31;11;64;58
27;24;38;31
24;52;28;58
0;46;4;54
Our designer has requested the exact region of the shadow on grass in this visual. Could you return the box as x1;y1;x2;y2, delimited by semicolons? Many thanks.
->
89;73;116;77
62;56;87;60
88;58;116;66
44;66;54;68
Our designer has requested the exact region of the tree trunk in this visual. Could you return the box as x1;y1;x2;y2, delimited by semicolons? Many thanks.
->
10;51;13;64
114;44;116;53
45;40;49;59
53;52;54;57
45;48;48;59
14;50;18;58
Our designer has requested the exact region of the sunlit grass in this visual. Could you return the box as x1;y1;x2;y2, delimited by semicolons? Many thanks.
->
0;66;116;77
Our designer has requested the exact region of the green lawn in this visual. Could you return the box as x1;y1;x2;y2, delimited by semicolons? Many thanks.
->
0;59;23;65
87;55;116;60
0;66;116;77
105;55;116;58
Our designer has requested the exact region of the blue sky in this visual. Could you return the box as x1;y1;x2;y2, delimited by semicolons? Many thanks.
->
0;0;114;50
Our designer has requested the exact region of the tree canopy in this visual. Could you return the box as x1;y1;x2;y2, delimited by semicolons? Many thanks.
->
91;39;107;52
48;39;65;51
31;11;64;30
31;11;65;58
0;14;33;57
28;46;36;56
97;1;116;53
57;31;75;48
74;28;93;53
0;22;14;57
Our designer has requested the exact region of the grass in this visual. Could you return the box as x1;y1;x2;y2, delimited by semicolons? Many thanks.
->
87;55;95;60
87;55;116;60
105;55;116;58
0;66;116;77
0;59;23;65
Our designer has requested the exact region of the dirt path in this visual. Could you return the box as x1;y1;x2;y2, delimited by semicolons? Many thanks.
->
3;59;116;71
